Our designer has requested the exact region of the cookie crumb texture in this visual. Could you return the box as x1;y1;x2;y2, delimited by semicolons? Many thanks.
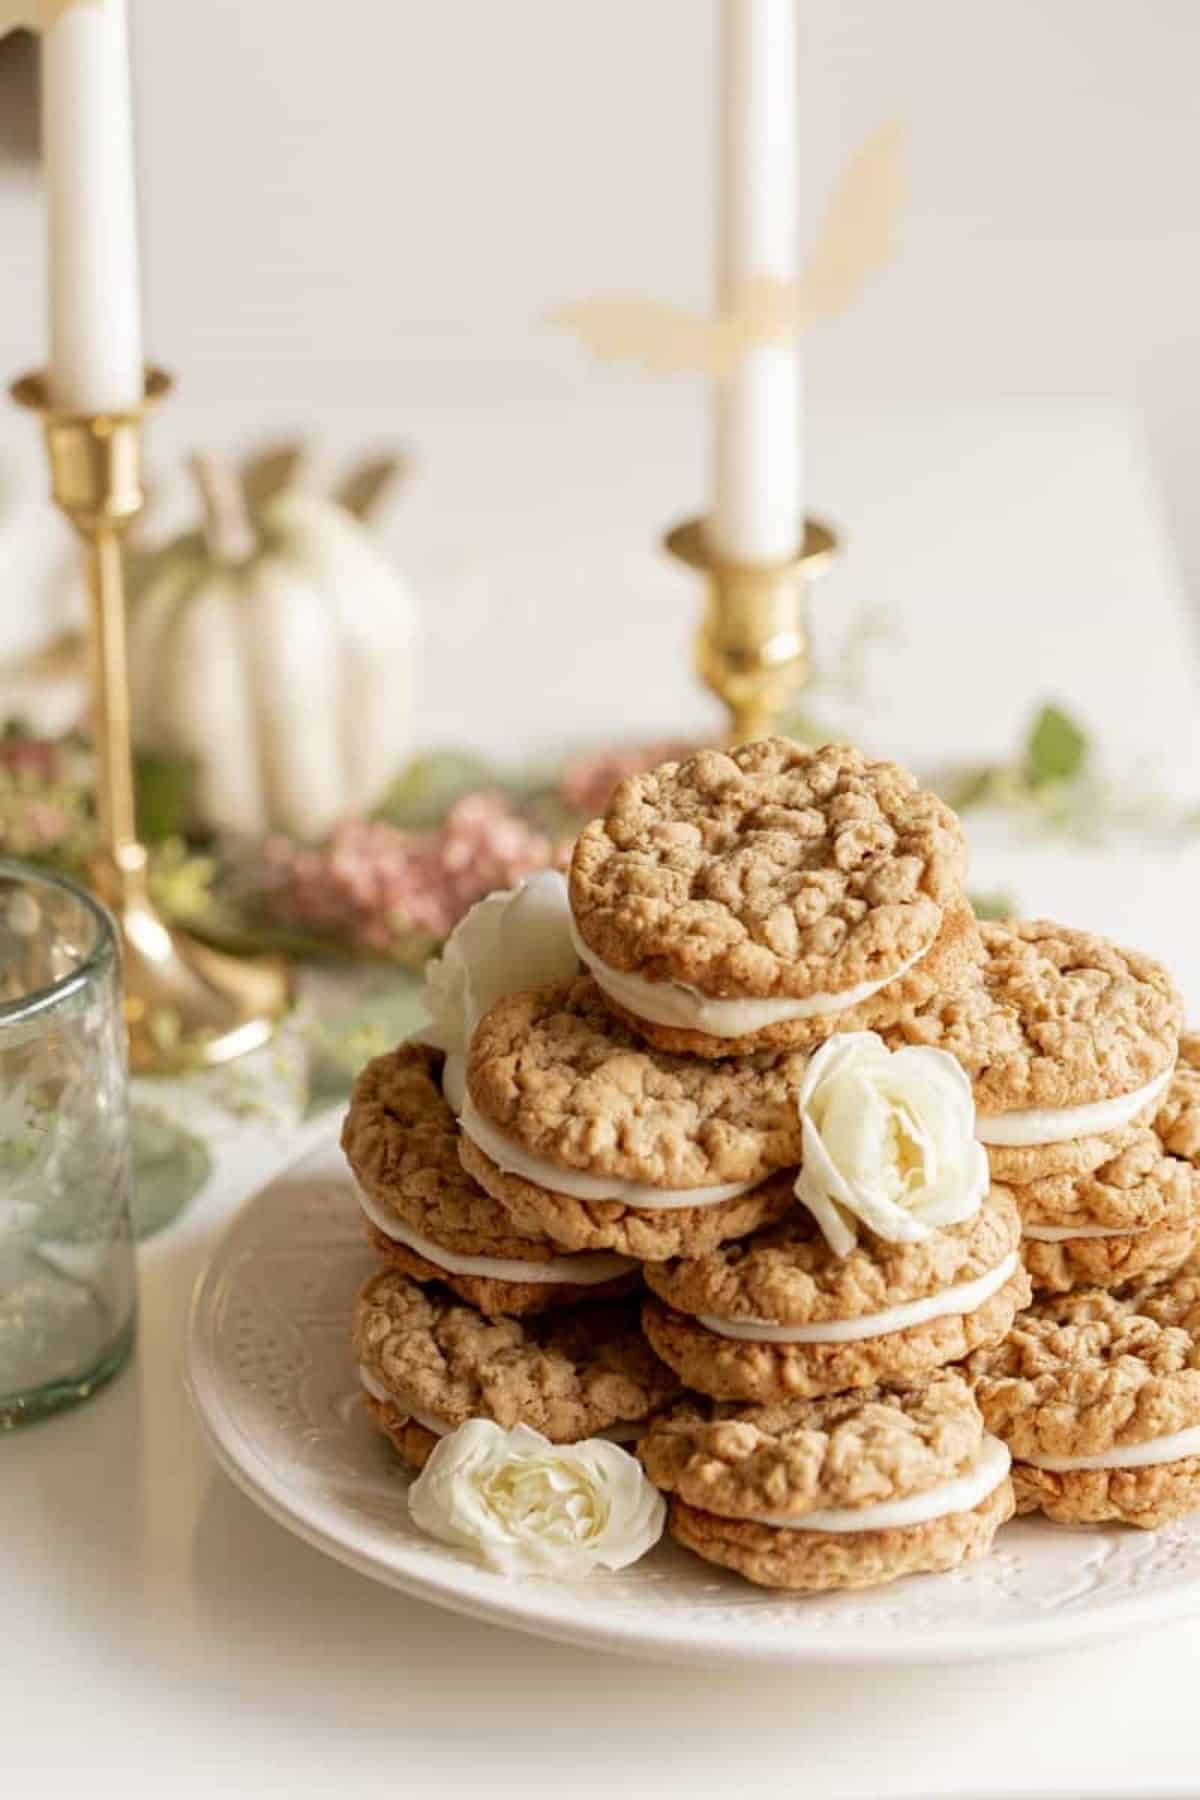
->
342;1043;550;1254
968;1286;1200;1524
888;920;1181;1113
1012;1460;1200;1530
1155;1032;1200;1169
1020;1220;1196;1297
468;978;807;1185
354;1270;678;1440
639;1373;984;1520
570;741;966;999
1009;1132;1193;1232
667;1481;1013;1592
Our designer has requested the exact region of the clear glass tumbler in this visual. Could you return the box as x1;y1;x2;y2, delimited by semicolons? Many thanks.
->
0;862;136;1426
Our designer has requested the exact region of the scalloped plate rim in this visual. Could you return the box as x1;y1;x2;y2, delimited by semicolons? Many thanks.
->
184;1131;1200;1667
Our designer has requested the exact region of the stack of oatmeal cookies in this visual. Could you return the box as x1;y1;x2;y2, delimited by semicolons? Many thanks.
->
344;739;1200;1592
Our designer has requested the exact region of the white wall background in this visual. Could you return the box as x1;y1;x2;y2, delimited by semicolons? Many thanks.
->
1;0;1198;632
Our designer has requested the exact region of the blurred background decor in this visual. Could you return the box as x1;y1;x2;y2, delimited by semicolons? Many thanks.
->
128;442;416;842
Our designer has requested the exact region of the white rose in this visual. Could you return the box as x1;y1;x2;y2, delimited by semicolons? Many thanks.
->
407;1420;666;1579
795;1031;988;1257
421;870;577;1064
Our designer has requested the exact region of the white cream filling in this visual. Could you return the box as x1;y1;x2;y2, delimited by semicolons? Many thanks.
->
1021;1222;1144;1243
441;1051;466;1116
360;1366;452;1437
359;1367;644;1446
460;1092;762;1212
976;1064;1174;1148
1023;1423;1200;1473
356;1183;638;1287
695;1250;1019;1344
751;1436;1012;1533
568;913;935;1037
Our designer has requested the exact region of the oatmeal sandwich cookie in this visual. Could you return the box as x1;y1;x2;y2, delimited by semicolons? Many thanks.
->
458;976;801;1260
886;919;1182;1183
354;1269;678;1471
641;1189;1029;1402
639;1373;1013;1591
568;739;971;1059
342;1044;638;1316
967;1286;1200;1528
1153;1031;1200;1175
1008;1127;1199;1295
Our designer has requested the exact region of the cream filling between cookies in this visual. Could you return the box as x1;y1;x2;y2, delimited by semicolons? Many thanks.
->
358;1367;643;1444
1021;1222;1146;1243
1021;1423;1200;1473
975;1064;1175;1149
694;1250;1020;1343
460;1093;763;1211
359;1366;453;1437
355;1182;638;1286
568;914;937;1037
441;1052;467;1116
750;1435;1012;1533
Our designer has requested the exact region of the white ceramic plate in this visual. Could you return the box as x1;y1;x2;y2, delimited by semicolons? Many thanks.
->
186;1130;1200;1666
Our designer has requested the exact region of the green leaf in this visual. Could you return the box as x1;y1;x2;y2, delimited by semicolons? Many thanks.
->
969;890;1018;922
303;977;426;1116
135;746;196;842
372;750;498;829
942;765;998;812
1024;705;1088;790
130;1103;212;1239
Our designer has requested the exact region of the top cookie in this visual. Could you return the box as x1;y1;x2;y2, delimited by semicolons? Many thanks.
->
885;919;1181;1115
638;1372;985;1521
569;740;967;1001
466;976;808;1187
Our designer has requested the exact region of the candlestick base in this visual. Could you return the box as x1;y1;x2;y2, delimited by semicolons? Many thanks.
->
665;517;838;745
13;369;290;1075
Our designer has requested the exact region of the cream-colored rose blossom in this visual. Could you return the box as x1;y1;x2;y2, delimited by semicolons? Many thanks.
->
407;1420;666;1578
794;1031;988;1257
421;870;577;1063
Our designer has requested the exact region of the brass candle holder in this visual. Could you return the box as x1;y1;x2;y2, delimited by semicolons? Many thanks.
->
665;516;839;744
12;369;290;1074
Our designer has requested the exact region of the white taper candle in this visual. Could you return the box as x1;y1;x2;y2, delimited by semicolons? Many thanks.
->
42;0;144;413
711;0;802;564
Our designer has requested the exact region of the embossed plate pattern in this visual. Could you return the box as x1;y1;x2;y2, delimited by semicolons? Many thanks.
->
185;1132;1200;1665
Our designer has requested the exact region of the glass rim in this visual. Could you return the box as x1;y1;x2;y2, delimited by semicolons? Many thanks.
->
0;859;117;1026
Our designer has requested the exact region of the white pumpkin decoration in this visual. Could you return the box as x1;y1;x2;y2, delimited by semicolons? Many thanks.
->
128;452;418;842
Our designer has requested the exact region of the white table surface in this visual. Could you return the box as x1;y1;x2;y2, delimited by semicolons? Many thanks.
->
5;402;1200;1800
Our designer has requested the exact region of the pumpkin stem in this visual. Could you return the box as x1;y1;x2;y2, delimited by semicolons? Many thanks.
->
190;453;258;566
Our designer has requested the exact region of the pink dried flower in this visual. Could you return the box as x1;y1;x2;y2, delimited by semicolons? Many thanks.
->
262;792;554;954
559;740;702;818
0;736;63;782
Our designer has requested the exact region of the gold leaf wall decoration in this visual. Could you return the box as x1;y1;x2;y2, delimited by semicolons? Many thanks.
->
0;0;94;33
551;123;903;378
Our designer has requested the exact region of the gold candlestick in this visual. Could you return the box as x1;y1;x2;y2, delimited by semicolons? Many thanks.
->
12;369;290;1074
665;516;839;745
